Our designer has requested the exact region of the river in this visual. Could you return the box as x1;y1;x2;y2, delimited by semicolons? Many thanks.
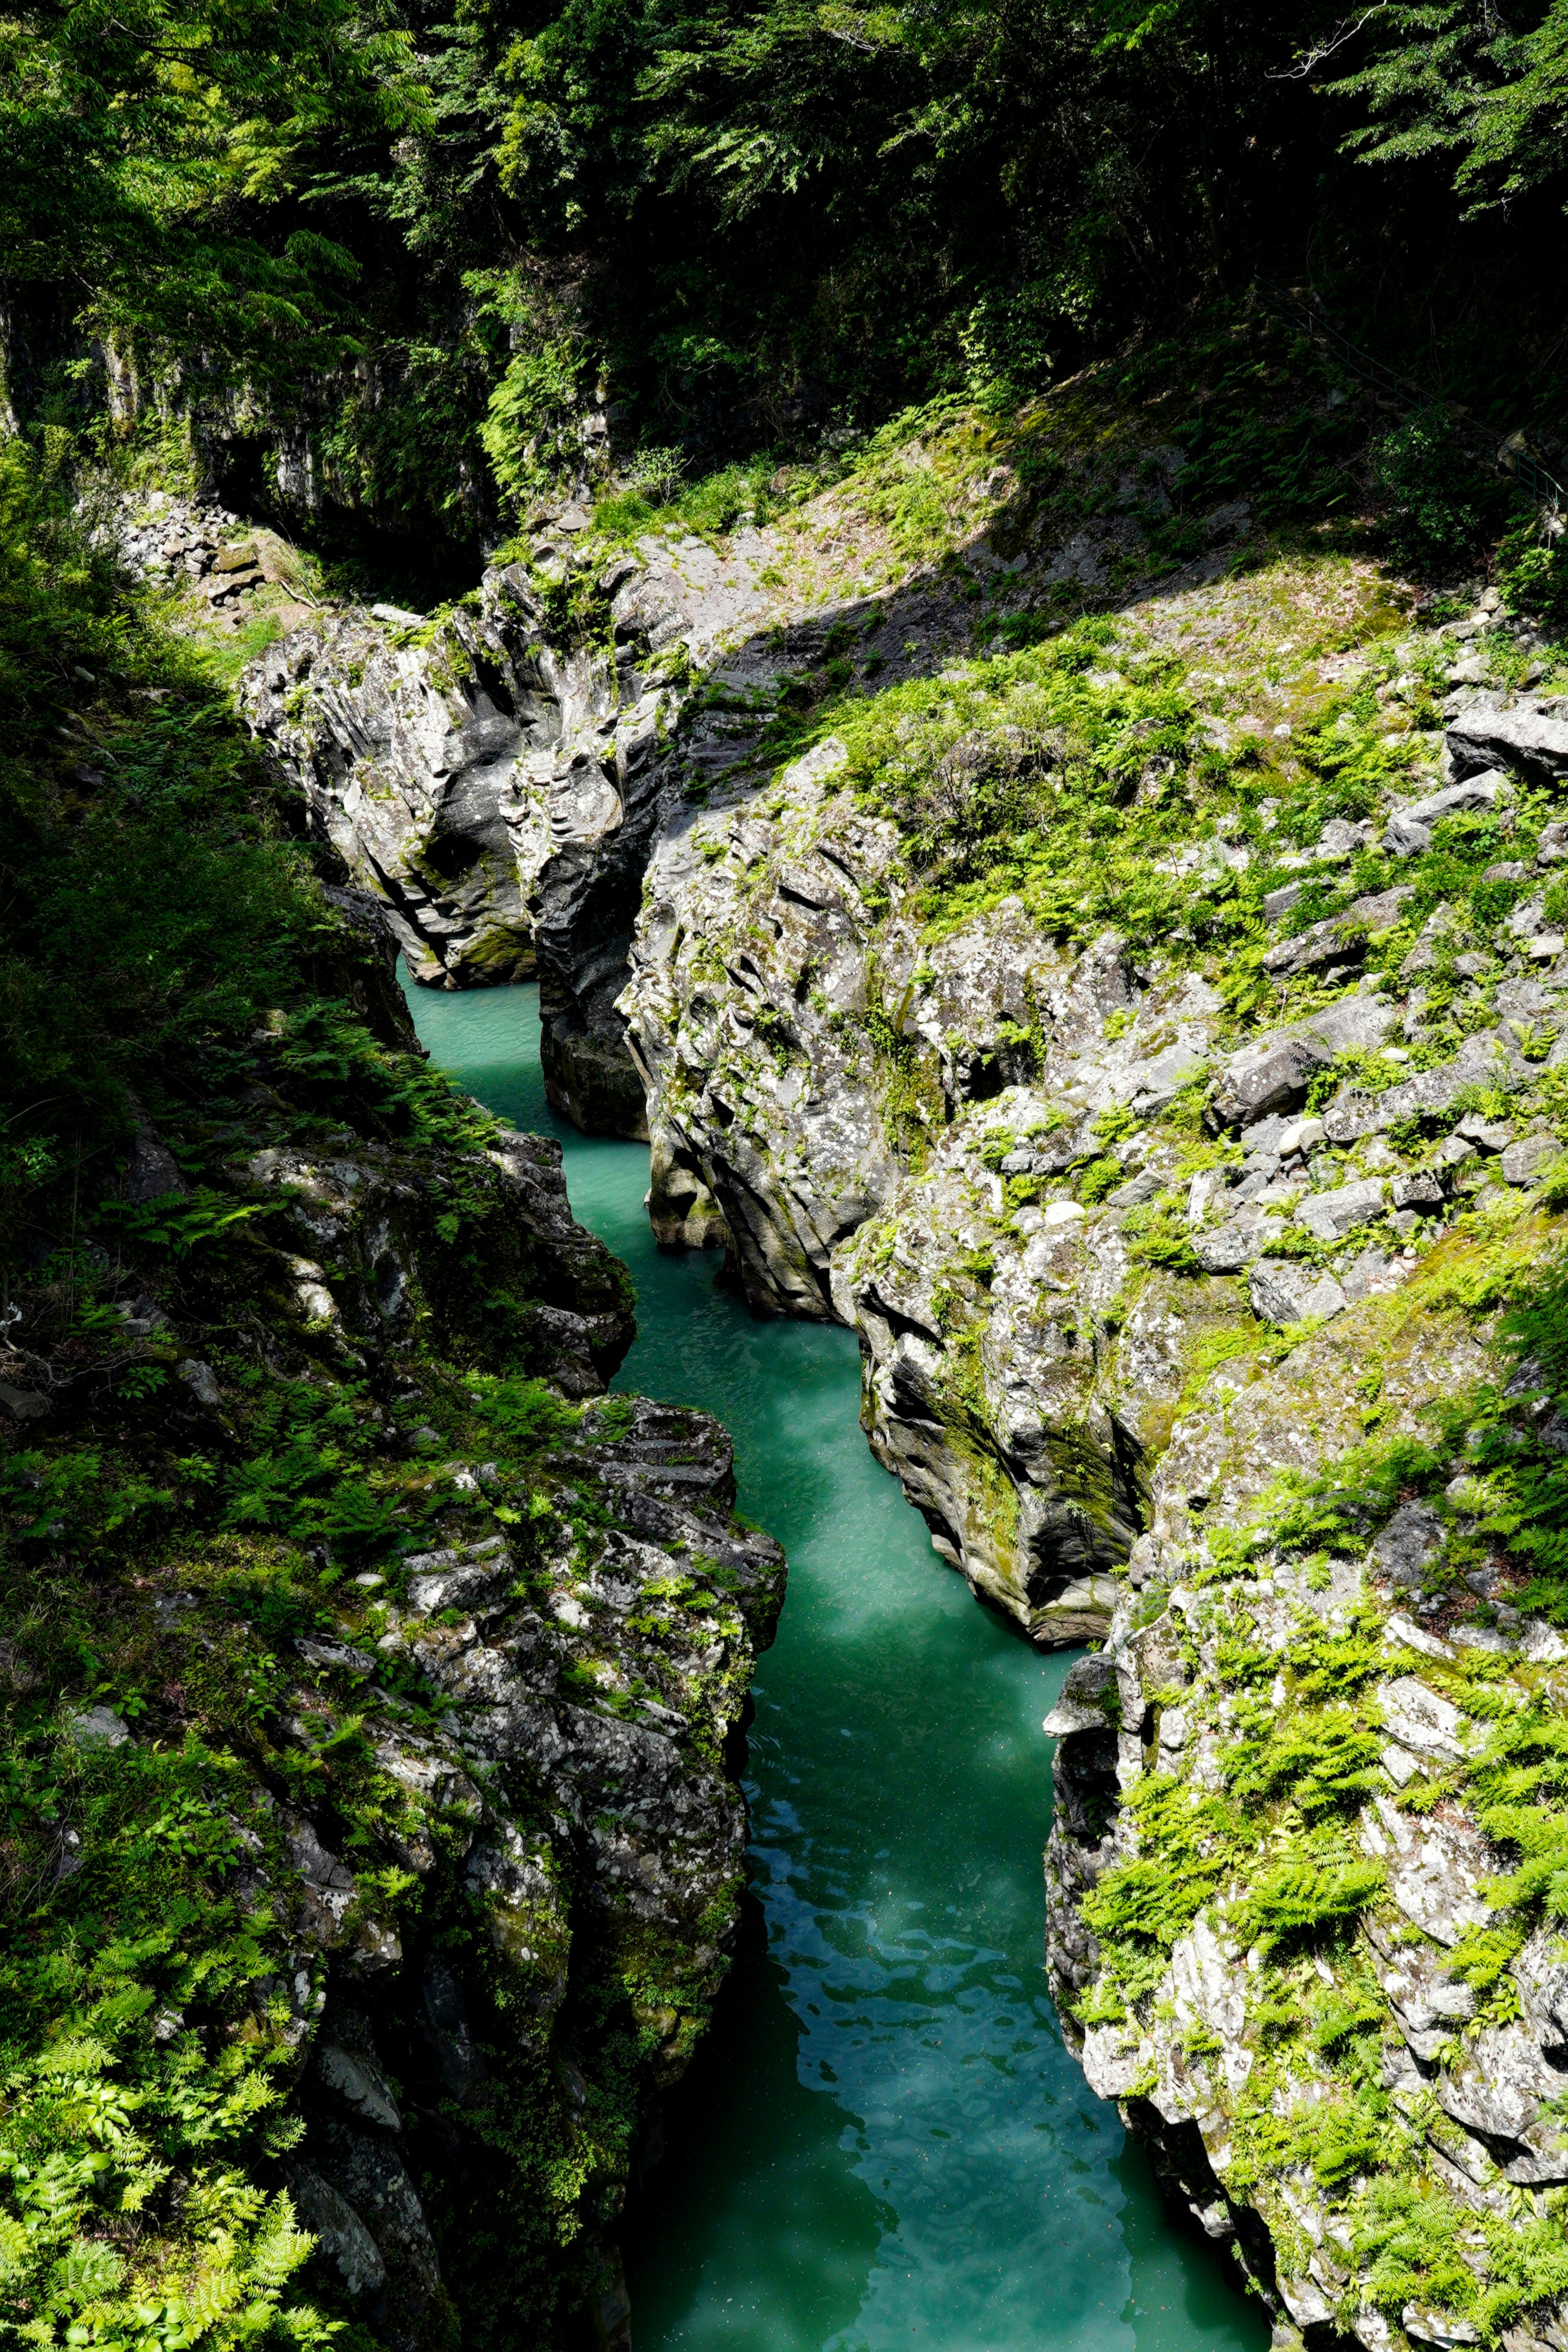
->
403;973;1265;2352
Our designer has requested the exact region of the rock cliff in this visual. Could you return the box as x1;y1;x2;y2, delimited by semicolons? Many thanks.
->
234;345;1568;2351
0;886;782;2351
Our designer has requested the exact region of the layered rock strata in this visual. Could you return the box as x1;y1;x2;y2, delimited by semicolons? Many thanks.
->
240;397;1145;1133
243;420;1568;1672
228;375;1568;2351
622;598;1568;1649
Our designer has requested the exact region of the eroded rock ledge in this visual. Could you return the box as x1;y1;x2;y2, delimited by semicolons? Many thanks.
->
243;405;1568;1674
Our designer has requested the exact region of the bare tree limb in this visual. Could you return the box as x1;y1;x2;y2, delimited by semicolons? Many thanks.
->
1270;10;1381;80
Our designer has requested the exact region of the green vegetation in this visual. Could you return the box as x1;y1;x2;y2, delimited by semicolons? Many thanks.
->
1065;1236;1568;2340
7;0;1568;551
0;455;771;2352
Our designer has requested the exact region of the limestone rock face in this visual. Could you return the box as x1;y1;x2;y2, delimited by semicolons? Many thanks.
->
239;561;693;1132
1038;1280;1568;2352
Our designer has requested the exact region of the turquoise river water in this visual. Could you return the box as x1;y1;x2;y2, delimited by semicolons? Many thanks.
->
403;974;1267;2352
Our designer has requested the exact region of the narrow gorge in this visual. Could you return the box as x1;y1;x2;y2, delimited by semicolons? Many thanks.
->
214;330;1568;2352
10;49;1568;2333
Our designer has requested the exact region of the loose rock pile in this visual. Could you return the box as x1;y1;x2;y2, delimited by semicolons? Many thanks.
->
93;487;291;615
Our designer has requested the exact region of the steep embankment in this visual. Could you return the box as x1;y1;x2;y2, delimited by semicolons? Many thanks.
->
239;307;1568;2352
0;495;782;2352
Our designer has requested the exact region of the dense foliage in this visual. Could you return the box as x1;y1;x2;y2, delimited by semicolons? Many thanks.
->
0;457;740;2352
6;0;1568;541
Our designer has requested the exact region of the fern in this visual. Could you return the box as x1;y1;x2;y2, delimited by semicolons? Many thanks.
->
1233;1855;1385;1953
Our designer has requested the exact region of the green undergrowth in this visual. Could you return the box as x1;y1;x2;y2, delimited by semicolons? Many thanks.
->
0;452;729;2352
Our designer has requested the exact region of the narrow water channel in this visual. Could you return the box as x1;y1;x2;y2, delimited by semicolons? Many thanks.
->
403;975;1266;2352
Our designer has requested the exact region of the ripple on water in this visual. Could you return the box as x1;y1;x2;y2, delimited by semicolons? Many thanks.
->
402;971;1266;2352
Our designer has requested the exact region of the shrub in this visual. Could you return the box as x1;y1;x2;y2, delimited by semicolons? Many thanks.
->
1370;406;1510;573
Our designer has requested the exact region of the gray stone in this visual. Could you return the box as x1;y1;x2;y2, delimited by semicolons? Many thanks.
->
1261;887;1411;980
65;1704;131;1750
1210;997;1399;1133
285;2165;386;2299
1403;2306;1481;2349
314;2042;403;2132
1448;706;1568;787
1323;1054;1484;1144
124;1119;186;1204
1380;1674;1468;1762
1296;1177;1385;1242
1211;1032;1330;1129
1410;770;1510;822
1300;994;1400;1055
176;1358;223;1410
1247;1261;1348;1324
1370;1501;1446;1590
1501;1131;1564;1185
1454;1112;1512;1151
1042;1654;1121;1737
1116;1042;1208;1110
1106;1166;1165;1208
1194;1221;1261;1273
1385;812;1432;858
1391;1169;1444;1212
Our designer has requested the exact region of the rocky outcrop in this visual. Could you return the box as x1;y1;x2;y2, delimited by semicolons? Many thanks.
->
238;411;1084;1131
245;433;1568;1684
238;534;791;1129
253;1388;783;2352
1039;1264;1568;2352
0;882;783;2352
220;364;1568;2351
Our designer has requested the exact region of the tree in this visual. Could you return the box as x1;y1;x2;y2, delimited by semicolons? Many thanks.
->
0;0;428;396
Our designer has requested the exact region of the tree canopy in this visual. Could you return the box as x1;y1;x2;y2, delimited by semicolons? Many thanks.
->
4;0;1568;532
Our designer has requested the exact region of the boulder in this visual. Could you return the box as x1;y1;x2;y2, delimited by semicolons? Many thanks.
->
65;1704;132;1750
1391;1169;1444;1212
1385;812;1432;858
1380;1674;1469;1764
1210;998;1397;1132
1195;1221;1262;1273
124;1118;185;1203
1448;707;1568;787
1296;1177;1386;1243
1261;889;1411;980
1501;1131;1563;1186
314;2042;403;2132
1323;1051;1489;1145
1042;1653;1122;1737
1210;1033;1331;1129
285;2165;386;2300
1247;1260;1348;1323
